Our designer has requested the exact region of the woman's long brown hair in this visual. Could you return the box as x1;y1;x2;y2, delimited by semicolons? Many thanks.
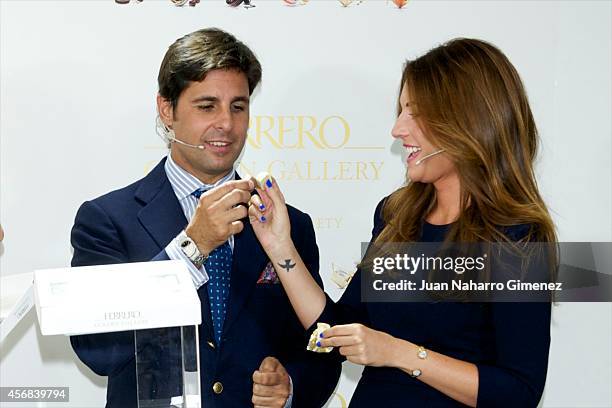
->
375;38;557;246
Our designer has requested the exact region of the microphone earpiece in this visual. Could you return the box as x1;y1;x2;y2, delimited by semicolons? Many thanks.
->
155;115;206;150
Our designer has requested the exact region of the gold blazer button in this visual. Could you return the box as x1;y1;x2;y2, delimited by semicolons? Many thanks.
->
212;382;224;394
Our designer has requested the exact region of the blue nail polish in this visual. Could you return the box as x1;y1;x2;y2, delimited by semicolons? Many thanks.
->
266;179;273;188
261;216;266;222
319;332;324;338
316;341;321;347
259;204;265;210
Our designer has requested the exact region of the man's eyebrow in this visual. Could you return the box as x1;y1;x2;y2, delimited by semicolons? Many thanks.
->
191;96;218;103
191;95;250;103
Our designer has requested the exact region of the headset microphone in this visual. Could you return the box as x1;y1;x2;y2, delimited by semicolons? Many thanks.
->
168;136;206;150
155;116;206;150
415;149;445;165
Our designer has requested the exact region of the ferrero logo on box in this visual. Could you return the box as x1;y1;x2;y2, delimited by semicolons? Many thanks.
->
104;311;142;321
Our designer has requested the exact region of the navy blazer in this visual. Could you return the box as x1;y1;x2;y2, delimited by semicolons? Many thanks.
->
69;158;341;408
313;198;551;407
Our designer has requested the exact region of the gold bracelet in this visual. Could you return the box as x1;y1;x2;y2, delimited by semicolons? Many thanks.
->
408;345;427;378
417;345;428;360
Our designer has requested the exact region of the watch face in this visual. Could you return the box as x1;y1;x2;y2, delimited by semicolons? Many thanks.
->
180;239;197;258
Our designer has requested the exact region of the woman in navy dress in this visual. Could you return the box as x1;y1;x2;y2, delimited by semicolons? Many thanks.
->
248;38;556;407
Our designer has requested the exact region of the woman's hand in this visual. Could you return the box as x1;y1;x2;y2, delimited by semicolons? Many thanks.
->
318;323;398;367
248;177;293;256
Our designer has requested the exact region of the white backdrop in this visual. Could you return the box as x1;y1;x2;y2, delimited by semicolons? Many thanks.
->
1;1;611;407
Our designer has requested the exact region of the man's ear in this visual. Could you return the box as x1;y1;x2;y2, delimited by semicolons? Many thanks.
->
157;94;174;129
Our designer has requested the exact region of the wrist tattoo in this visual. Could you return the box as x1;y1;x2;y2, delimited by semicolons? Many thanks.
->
278;259;296;273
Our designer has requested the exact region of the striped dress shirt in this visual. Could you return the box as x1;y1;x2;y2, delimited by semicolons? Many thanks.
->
164;153;235;289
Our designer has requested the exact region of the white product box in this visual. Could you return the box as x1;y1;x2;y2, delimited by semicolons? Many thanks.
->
0;272;35;343
33;260;201;336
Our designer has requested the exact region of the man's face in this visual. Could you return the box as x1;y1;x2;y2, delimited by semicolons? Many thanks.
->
158;69;250;184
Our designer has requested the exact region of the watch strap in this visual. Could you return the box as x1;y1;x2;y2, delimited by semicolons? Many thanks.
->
178;231;208;269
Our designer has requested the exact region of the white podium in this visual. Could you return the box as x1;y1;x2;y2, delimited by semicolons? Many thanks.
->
33;260;202;408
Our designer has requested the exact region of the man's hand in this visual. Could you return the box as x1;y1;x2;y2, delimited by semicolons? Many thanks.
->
252;356;291;408
185;179;254;255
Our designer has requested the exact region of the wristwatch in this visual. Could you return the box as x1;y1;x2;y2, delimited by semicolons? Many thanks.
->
177;231;208;269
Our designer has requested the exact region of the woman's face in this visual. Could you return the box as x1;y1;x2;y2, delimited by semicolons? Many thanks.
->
392;84;457;184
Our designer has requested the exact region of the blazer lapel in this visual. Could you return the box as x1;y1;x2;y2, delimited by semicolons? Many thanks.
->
137;182;186;250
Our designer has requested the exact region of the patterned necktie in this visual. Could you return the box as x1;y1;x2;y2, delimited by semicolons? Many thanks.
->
191;187;207;199
205;242;232;345
191;188;232;345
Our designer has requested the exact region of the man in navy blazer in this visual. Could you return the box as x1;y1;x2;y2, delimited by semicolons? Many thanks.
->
69;28;341;408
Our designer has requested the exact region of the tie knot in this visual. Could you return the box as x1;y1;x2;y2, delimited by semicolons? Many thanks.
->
191;187;208;199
